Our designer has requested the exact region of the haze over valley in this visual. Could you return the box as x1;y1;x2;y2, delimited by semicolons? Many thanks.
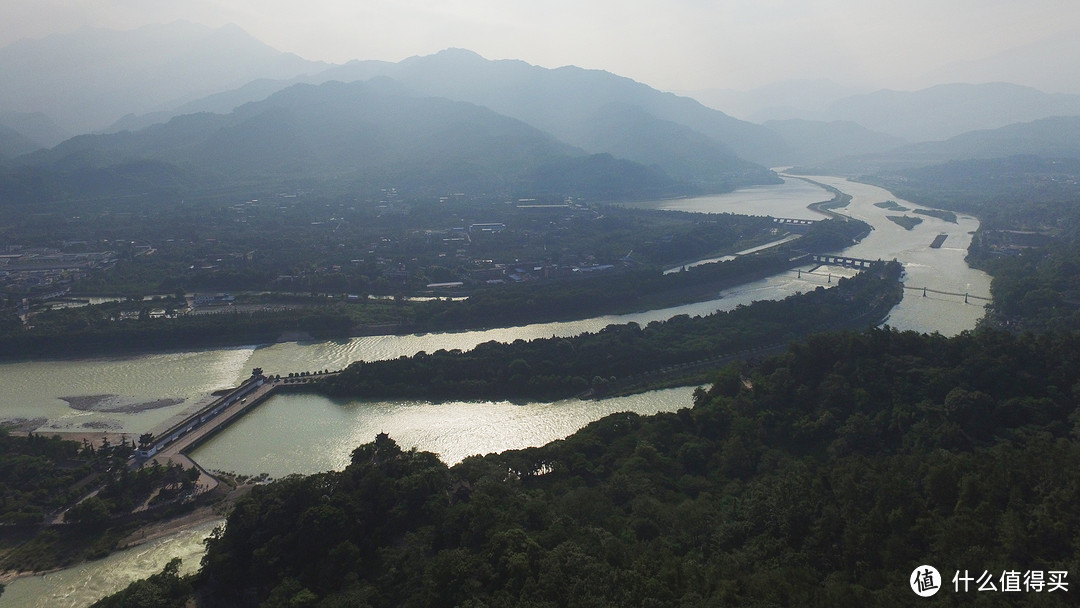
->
3;5;1080;608
3;21;1080;195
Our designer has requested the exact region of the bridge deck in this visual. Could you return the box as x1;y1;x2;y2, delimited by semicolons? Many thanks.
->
810;254;880;269
903;285;991;302
137;373;344;479
145;379;281;488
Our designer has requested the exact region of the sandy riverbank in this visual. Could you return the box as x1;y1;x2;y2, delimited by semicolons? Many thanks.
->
116;479;256;551
116;504;226;550
60;394;185;413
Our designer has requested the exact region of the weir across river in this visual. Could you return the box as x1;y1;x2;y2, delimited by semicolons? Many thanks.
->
133;369;338;488
809;254;880;269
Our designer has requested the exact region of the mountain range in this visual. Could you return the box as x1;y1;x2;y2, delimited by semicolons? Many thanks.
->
795;116;1080;175
318;49;789;167
0;122;40;160
815;83;1080;143
7;79;692;202
3;23;1080;200
100;45;787;179
0;22;326;137
0;25;785;200
922;30;1080;95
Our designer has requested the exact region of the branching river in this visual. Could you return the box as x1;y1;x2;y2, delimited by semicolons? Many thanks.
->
0;176;992;607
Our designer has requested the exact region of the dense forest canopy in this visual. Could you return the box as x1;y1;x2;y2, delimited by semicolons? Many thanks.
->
133;328;1079;607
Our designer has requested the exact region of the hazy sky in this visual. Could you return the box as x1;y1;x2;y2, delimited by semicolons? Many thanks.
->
4;0;1079;93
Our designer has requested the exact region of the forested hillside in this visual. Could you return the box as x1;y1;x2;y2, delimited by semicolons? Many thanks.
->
112;328;1080;607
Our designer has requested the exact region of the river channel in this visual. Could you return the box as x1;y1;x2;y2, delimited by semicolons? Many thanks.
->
0;176;992;607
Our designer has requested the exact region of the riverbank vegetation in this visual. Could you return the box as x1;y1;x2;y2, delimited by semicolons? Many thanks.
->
107;328;1080;607
318;261;903;402
404;215;868;332
874;200;908;211
1;304;358;359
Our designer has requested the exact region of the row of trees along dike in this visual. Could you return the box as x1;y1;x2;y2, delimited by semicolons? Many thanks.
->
96;327;1080;607
317;261;903;402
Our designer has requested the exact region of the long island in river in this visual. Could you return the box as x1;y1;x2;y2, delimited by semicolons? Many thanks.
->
0;176;993;607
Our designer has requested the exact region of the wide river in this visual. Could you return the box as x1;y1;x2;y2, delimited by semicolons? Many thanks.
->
0;176;991;607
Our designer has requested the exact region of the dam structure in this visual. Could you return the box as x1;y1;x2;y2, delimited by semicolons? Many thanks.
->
132;369;335;489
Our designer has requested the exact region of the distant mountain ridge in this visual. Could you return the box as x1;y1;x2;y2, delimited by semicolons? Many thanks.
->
792;116;1080;176
7;23;1080;168
921;31;1080;95
105;48;1080;173
0;112;72;151
106;76;330;134
13;23;1080;197
105;47;784;186
0;22;327;134
897;116;1080;160
685;79;864;123
327;48;787;167
576;103;768;184
10;80;687;201
761;119;905;166
816;82;1080;142
0;122;41;159
685;79;1080;168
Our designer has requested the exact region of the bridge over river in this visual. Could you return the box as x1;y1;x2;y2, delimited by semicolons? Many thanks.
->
903;285;991;303
134;369;336;490
809;254;880;269
804;254;991;301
